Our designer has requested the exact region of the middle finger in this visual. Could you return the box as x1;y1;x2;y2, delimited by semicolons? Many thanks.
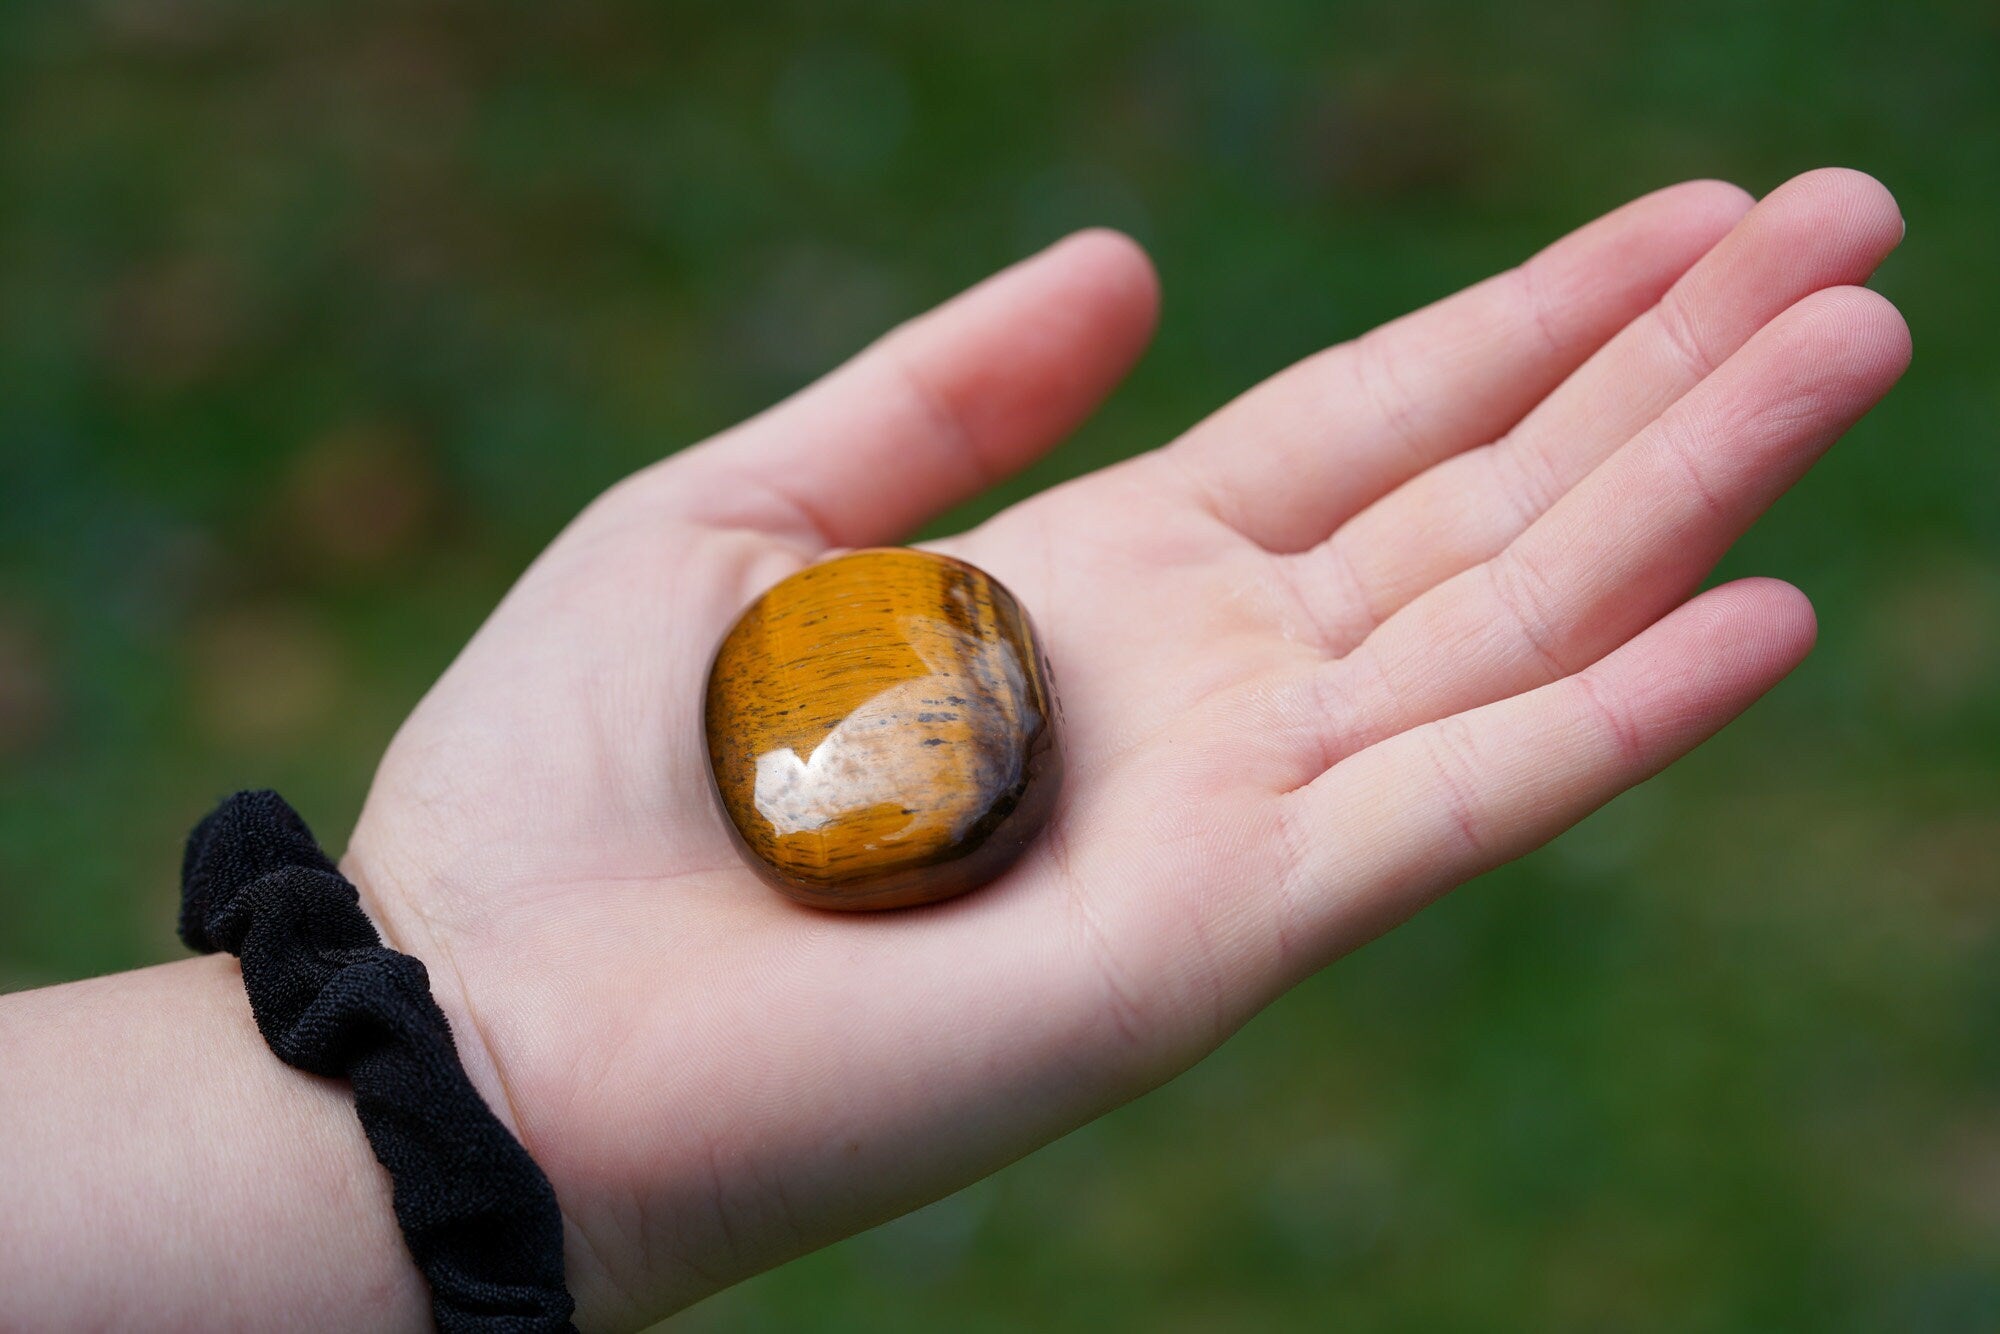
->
1291;168;1904;654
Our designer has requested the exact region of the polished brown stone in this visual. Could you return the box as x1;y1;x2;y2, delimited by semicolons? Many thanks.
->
703;548;1061;910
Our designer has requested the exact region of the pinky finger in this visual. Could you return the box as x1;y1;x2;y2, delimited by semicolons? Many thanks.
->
1278;577;1817;968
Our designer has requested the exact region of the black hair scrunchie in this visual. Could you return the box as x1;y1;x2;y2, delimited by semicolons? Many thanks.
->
182;789;577;1333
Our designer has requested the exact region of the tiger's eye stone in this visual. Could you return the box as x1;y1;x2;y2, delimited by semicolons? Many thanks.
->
703;548;1061;910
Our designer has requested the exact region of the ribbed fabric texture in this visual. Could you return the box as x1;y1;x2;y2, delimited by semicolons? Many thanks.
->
182;789;577;1333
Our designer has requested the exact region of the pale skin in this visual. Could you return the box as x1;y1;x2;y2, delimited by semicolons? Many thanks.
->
0;168;1909;1330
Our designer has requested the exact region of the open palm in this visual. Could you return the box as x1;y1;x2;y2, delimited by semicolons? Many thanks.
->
342;169;1906;1328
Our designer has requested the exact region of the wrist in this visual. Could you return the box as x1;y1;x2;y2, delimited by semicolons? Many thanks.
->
338;844;526;1142
340;837;629;1328
0;958;431;1330
172;789;580;1329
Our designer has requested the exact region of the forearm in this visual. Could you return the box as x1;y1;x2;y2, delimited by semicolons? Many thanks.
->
0;956;430;1331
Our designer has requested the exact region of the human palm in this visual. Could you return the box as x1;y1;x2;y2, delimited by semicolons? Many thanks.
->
341;169;1906;1327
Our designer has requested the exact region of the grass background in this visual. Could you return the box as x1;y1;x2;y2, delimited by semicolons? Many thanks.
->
2;1;1996;1328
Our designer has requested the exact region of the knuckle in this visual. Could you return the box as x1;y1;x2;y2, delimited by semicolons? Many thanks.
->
1651;287;1717;379
1421;715;1490;856
1510;259;1567;357
1485;551;1572;677
1574;670;1646;767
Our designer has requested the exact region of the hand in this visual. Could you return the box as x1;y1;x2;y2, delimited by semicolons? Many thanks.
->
342;168;1907;1327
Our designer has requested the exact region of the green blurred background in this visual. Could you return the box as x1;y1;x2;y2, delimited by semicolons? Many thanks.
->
3;1;1996;1328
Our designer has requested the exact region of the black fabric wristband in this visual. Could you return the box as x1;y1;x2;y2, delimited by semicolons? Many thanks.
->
181;790;577;1333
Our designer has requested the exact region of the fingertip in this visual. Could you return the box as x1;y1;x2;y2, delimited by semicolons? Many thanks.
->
1665;177;1757;230
679;226;1165;549
1761;167;1905;260
1835;284;1914;380
1769;284;1913;390
1569;177;1752;271
1694;576;1819;673
1048;227;1163;339
1780;584;1820;659
1791;165;1900;222
1737;575;1818;656
1572;580;1818;767
1836;284;1914;375
1055;225;1154;271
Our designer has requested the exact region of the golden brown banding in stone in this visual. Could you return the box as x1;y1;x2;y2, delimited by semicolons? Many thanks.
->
703;548;1061;910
